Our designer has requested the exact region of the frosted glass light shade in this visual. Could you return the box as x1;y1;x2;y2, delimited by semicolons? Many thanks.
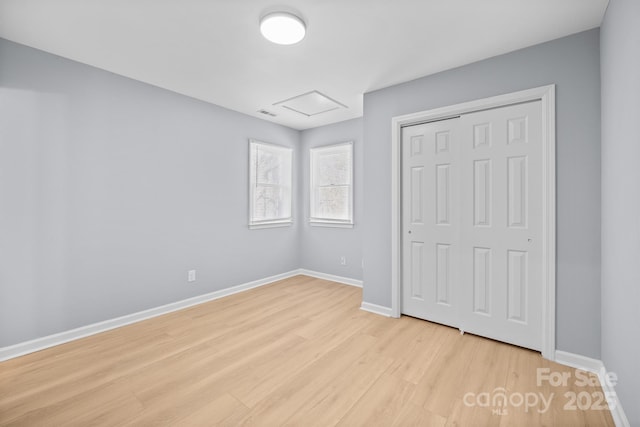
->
260;12;306;45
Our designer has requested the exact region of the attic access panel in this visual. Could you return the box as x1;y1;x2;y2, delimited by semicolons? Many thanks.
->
274;90;347;117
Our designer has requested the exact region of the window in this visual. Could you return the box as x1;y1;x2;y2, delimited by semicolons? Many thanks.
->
310;142;353;227
249;139;293;229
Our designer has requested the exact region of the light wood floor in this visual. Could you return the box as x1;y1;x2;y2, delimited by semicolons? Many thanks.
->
0;275;614;426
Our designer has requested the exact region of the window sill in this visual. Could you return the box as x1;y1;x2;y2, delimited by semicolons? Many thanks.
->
309;221;354;229
249;221;293;230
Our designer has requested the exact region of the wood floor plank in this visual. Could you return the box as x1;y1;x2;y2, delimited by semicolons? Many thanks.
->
410;328;478;417
383;320;447;384
336;373;415;427
0;275;616;427
230;308;372;408
172;393;250;427
282;352;394;427
127;321;308;408
445;398;502;427
391;402;447;427
235;333;378;426
3;378;143;426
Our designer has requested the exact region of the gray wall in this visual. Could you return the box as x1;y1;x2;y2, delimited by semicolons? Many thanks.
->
0;38;301;347
362;29;602;358
299;118;363;280
601;0;640;424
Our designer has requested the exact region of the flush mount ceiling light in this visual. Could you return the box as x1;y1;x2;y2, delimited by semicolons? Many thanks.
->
260;12;306;45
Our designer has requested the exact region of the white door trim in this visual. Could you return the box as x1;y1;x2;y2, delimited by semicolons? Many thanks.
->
391;85;556;359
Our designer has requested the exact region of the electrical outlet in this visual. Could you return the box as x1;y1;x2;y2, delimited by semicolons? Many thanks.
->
340;256;347;265
188;270;196;282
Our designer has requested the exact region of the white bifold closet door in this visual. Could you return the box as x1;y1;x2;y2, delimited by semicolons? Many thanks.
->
401;101;542;351
401;118;461;328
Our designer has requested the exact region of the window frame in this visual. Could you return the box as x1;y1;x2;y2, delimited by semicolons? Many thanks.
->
309;141;354;228
248;139;293;229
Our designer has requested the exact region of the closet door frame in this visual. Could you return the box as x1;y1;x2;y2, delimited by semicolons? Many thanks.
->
390;85;556;360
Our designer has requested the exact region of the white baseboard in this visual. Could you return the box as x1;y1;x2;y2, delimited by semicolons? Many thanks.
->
555;350;630;427
360;301;393;317
0;270;301;362
555;350;605;373
599;371;631;427
298;269;363;288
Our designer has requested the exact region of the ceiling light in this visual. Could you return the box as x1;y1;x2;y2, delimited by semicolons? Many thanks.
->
260;12;306;45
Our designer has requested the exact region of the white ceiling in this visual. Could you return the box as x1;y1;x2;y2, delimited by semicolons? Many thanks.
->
0;0;608;130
